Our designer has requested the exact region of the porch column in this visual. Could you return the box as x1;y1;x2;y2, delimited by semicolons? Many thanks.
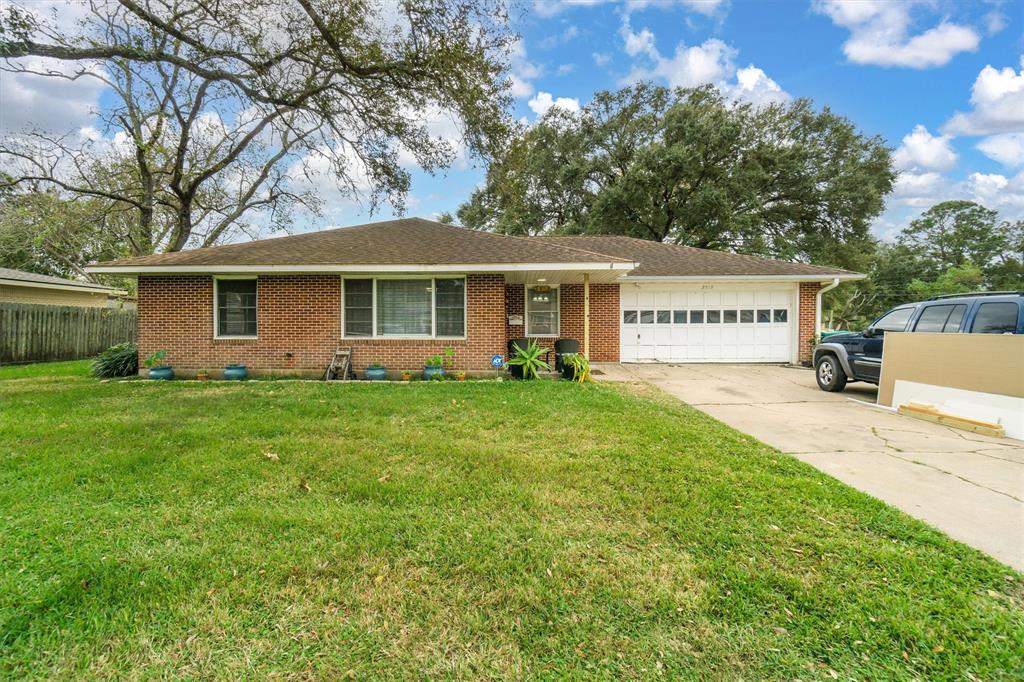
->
583;273;590;358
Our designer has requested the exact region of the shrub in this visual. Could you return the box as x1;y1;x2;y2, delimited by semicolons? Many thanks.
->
91;342;139;378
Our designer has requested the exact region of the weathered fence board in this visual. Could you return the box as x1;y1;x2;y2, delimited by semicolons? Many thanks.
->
0;303;136;364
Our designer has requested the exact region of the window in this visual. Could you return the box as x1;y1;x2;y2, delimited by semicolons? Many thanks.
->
343;278;467;338
740;309;754;323
673;310;687;324
872;306;914;333
757;309;771;323
723;310;737;323
435;278;465;337
623;310;638;324
526;286;559;336
972;302;1019;334
657;310;671;324
944;304;967;332
773;309;788;323
689;310;704;323
215;278;257;337
344;279;373;337
914;305;955;333
707;310;721;323
640;310;654;324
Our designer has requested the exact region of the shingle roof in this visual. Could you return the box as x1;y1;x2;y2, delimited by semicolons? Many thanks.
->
534;235;859;278
0;267;116;291
93;218;632;268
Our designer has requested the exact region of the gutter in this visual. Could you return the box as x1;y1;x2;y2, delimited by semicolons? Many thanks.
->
815;277;841;336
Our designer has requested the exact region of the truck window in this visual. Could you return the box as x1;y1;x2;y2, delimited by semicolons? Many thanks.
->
873;307;914;332
914;305;953;332
971;302;1019;334
943;304;967;332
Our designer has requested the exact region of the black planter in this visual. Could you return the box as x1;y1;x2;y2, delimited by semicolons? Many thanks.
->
561;363;577;381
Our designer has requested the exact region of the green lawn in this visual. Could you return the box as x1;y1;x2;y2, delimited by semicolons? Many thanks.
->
0;361;1021;680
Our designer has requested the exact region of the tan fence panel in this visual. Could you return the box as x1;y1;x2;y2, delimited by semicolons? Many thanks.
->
878;332;1024;406
0;303;137;364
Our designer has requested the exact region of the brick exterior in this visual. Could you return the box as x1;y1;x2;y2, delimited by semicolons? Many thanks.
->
798;281;821;365
137;274;621;376
504;283;619;362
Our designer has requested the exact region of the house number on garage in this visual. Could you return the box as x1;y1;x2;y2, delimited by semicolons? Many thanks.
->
701;284;715;290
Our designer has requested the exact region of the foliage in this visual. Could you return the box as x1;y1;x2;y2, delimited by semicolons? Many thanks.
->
143;349;168;369
0;361;1021;679
458;83;894;263
823;201;1024;329
0;0;514;257
366;363;385;370
425;354;444;368
508;339;551;379
561;353;591;383
90;342;139;378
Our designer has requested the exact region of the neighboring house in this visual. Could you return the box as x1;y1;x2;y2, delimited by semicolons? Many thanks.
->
86;218;861;375
0;267;126;308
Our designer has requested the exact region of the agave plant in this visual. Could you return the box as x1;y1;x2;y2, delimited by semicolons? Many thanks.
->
508;339;551;380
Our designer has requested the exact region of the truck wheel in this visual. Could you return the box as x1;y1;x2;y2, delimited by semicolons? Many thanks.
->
815;354;847;392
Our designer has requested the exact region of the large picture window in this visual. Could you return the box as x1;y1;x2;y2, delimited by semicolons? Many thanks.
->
215;278;257;338
343;278;465;338
526;286;559;336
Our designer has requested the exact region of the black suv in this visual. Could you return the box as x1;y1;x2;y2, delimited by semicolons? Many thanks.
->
813;292;1023;392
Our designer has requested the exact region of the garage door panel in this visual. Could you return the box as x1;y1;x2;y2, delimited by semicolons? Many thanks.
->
621;284;794;363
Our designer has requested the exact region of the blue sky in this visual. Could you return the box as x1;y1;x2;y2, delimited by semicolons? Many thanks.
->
379;0;1024;241
1;0;1022;244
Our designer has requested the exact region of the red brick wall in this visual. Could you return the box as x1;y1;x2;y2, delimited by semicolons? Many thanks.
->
798;282;821;365
504;283;619;362
137;274;508;374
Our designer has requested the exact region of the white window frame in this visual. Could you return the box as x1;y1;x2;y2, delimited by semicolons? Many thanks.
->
213;276;258;339
341;276;467;340
525;284;560;337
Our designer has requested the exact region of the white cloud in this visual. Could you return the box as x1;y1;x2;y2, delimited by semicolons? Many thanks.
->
967;170;1024;211
509;75;535;99
592;52;612;67
890;170;950;207
719;65;789;107
556;63;576;76
977;132;1024;167
943;59;1024;136
395;106;468;170
892;125;958;172
984;10;1006;35
0;58;108;135
535;0;724;18
620;18;659;60
527;91;581;117
539;25;580;49
814;0;980;69
507;37;543;100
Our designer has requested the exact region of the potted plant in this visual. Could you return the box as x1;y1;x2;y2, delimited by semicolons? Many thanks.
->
507;340;550;380
223;364;248;380
423;354;445;380
561;353;591;383
144;350;173;380
365;363;387;381
455;370;466;382
196;368;210;381
401;370;413;382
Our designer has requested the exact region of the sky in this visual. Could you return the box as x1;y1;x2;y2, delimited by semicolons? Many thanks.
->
1;0;1023;242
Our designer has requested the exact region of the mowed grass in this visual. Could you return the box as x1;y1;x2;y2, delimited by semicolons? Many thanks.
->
0;362;1021;680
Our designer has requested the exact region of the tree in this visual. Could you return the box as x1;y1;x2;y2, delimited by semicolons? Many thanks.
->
458;83;895;263
0;0;513;255
898;201;1020;274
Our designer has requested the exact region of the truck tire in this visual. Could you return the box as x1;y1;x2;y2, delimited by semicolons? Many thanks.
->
815;354;847;392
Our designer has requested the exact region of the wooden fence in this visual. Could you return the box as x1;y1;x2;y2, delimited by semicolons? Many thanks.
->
0;303;137;365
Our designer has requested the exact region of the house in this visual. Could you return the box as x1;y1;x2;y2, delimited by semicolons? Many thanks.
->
0;267;126;308
86;218;861;375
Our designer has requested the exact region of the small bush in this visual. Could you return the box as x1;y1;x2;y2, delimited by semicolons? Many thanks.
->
91;342;139;378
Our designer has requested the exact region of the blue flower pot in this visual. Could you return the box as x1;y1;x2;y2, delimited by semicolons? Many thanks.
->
423;366;445;380
365;367;387;381
148;366;174;380
223;364;248;380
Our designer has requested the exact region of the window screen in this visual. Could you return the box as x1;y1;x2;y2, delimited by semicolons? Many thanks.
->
216;279;257;337
344;279;373;337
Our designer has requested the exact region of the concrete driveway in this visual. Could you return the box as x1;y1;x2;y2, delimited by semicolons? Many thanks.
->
596;363;1024;571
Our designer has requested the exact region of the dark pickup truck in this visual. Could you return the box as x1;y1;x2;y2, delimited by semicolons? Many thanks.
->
813;292;1024;392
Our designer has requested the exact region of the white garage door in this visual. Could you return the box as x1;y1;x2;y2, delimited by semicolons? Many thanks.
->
620;283;794;363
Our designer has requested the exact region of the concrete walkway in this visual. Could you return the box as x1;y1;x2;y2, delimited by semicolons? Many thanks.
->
595;363;1024;571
